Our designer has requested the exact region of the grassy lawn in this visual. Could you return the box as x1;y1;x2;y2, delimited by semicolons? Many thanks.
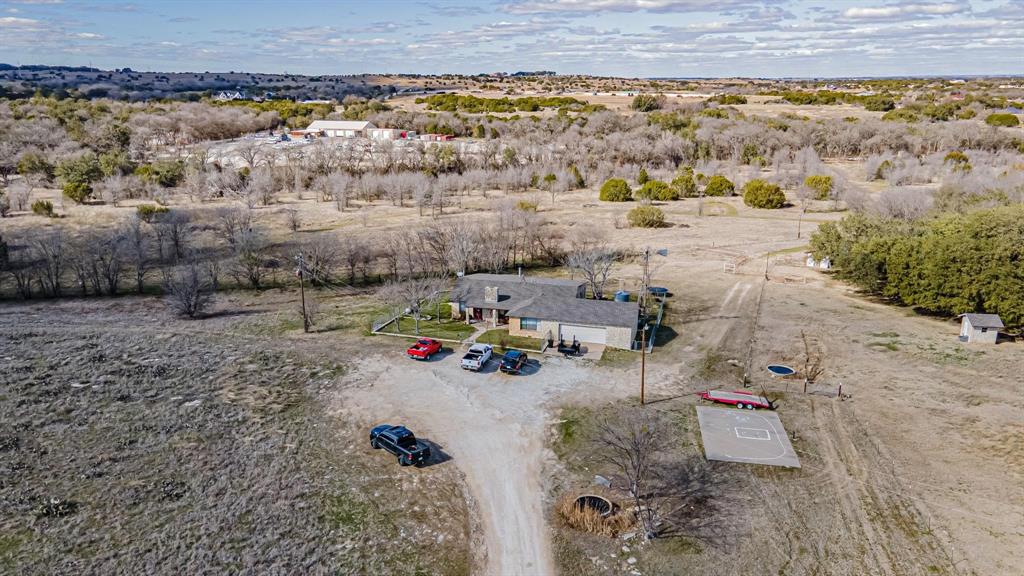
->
379;316;475;341
476;328;546;352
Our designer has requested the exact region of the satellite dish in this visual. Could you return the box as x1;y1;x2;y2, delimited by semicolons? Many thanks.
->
767;365;796;376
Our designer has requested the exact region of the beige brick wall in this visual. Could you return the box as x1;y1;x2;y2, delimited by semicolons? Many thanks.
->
510;319;635;350
605;326;635;349
509;319;558;343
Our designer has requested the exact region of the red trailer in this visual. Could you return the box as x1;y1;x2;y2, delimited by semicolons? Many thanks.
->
699;389;774;410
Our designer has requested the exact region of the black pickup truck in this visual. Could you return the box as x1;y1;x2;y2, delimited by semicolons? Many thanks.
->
369;424;431;467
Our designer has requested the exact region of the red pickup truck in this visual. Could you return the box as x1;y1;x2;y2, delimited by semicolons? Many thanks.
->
407;338;442;360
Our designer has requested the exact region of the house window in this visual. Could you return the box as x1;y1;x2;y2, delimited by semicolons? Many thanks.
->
520;317;539;330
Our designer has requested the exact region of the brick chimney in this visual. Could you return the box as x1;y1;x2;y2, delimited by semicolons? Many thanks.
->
484;286;499;303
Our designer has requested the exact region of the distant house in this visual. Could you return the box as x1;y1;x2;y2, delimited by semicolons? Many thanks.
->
449;273;639;349
959;313;1003;344
216;90;246;101
303;120;376;138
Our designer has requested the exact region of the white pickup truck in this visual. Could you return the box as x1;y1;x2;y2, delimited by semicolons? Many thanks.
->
460;344;493;371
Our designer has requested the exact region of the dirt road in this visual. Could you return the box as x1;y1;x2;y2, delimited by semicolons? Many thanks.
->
342;352;624;576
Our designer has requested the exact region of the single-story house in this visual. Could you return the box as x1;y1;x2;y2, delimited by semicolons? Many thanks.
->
304;120;376;138
216;90;246;101
959;313;1003;344
450;273;640;349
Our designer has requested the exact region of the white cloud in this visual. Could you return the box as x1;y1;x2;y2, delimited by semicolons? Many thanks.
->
0;16;41;26
504;0;762;15
843;2;967;20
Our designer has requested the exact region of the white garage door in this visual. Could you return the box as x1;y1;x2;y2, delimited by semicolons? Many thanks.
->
560;324;607;345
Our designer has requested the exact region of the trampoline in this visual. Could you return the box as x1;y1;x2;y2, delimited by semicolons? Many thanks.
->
767;365;795;376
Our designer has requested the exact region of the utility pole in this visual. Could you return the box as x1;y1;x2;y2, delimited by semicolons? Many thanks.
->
297;251;310;333
640;325;647;406
639;247;651;406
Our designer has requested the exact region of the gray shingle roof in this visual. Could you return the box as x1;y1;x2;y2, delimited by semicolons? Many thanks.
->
450;273;637;329
510;297;639;329
451;274;582;311
962;313;1004;329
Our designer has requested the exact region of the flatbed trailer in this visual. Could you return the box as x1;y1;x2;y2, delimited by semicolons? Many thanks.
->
700;389;774;410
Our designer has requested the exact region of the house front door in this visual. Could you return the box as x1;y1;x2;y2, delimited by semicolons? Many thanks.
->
473;308;484;321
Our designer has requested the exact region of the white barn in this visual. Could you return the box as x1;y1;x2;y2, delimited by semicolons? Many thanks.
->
959;313;1004;344
304;120;376;138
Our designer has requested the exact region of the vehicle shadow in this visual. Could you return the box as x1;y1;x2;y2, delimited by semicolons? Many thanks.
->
518;359;543;376
418;439;453;467
475;359;501;374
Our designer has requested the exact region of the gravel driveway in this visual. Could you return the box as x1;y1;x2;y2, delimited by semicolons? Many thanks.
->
343;351;622;576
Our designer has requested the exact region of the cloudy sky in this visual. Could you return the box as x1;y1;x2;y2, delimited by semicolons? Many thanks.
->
1;0;1022;77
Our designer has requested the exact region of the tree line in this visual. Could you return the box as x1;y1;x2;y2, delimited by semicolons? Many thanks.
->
810;205;1024;327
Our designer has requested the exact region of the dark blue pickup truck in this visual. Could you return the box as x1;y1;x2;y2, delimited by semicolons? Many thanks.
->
369;424;431;467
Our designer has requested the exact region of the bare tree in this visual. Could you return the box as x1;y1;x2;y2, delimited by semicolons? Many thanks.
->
7;181;31;212
91;228;126;295
231;227;270;289
123;215;150;293
378;275;447;335
32;230;66;297
153;209;191;263
339;235;370;283
236;141;265;169
567;234;616;299
328;172;351;211
216;206;253;248
164;260;211;318
284;208;300;233
249;167;277;206
800;330;825;393
301;236;339;285
597;411;662;540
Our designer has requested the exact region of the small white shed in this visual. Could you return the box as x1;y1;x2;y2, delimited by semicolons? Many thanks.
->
959;313;1003;344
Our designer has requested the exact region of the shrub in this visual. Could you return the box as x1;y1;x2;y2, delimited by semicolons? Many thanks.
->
985;113;1020;127
636;168;649;185
671;169;697;198
32;200;55;217
700;108;729;119
873;159;894;180
599;178;632;202
710;94;747;105
882;108;920;123
137;203;170;222
569;164;585;188
630;94;662;112
956;108;977;120
62;182;92;204
135;160;186;187
743;179;786;209
804;175;834;200
0;193;9;217
516;200;538;212
703;175;735;197
863;96;896;112
627;205;666;228
635;180;677;201
164;262;211;318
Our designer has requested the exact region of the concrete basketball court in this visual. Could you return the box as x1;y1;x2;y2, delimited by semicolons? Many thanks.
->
696;406;801;468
